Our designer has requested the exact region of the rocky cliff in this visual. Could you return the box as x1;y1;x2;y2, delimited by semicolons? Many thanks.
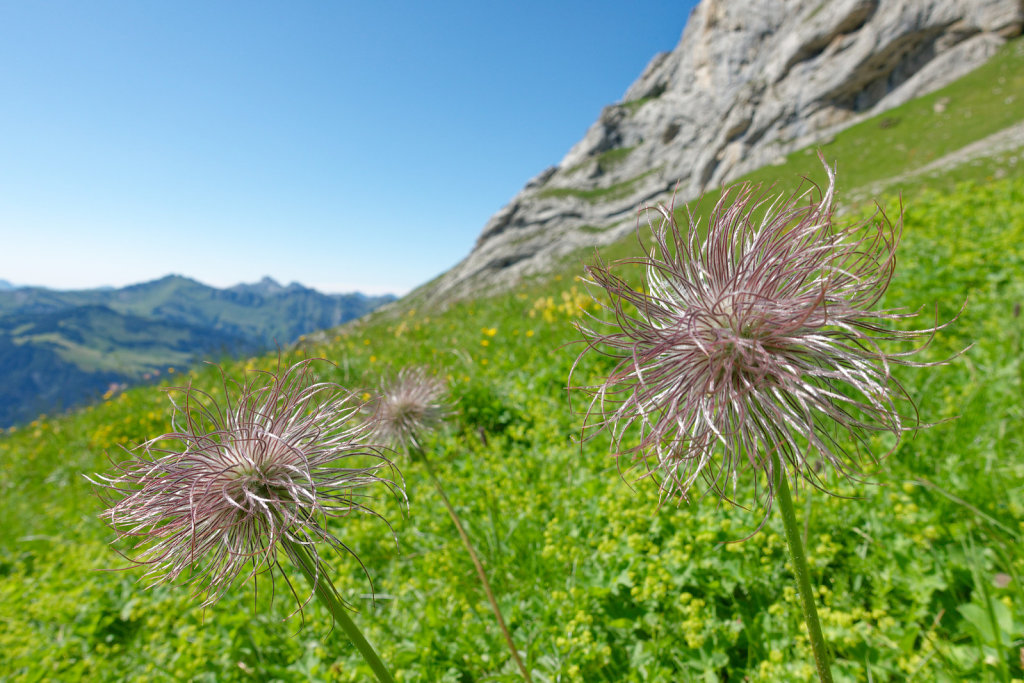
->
420;0;1022;304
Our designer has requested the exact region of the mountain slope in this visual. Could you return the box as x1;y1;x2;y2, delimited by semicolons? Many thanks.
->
0;275;394;347
0;305;254;427
0;276;395;427
419;0;1023;304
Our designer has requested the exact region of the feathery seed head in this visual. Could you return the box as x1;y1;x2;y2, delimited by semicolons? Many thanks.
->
90;358;403;608
371;366;449;451
572;154;956;515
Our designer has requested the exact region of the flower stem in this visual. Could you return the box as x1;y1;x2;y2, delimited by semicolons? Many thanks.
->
772;453;833;683
283;538;396;683
416;447;533;682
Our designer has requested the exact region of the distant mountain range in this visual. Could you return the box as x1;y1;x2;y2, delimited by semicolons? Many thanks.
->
0;275;395;427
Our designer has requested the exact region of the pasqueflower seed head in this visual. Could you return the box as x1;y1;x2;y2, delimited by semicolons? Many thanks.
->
90;358;403;608
572;154;956;514
371;367;449;451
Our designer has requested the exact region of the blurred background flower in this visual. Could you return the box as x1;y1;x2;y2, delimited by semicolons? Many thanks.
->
370;366;450;453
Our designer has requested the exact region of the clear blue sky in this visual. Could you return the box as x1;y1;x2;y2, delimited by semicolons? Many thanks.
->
1;1;696;295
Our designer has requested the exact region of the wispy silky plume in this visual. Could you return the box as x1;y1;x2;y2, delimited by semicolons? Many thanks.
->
90;358;405;682
574;153;954;514
370;366;449;453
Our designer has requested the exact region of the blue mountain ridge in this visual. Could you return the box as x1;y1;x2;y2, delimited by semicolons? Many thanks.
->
0;274;395;427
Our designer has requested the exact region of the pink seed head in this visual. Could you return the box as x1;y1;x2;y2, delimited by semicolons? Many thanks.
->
90;358;403;609
572;154;958;516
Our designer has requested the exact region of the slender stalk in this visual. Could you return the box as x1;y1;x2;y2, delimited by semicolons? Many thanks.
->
283;538;396;683
772;453;833;683
415;446;533;682
966;532;1011;683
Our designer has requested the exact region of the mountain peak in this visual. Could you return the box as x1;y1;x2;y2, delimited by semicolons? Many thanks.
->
257;276;282;290
227;276;303;296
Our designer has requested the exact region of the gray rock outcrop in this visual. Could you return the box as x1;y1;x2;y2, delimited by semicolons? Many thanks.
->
420;0;1022;305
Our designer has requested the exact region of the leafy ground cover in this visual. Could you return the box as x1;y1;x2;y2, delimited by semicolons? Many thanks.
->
1;170;1023;681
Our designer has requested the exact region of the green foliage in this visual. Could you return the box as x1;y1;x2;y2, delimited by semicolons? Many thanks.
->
1;175;1023;680
619;96;658;114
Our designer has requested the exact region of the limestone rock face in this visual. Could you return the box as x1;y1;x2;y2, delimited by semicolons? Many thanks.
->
422;0;1022;305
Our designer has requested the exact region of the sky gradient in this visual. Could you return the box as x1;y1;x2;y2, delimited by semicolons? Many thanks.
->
1;1;696;295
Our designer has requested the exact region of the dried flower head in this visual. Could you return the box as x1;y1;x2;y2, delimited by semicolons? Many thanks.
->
90;358;403;608
371;366;449;451
573;154;954;514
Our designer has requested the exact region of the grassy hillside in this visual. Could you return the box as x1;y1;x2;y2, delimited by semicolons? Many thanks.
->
1;40;1023;683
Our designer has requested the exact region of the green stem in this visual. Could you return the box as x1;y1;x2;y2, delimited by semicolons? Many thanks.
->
966;532;1011;683
773;453;833;683
283;537;395;683
416;446;533;682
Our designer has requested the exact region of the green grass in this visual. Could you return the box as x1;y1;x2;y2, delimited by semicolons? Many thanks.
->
620;96;657;114
3;38;1024;683
6;313;218;377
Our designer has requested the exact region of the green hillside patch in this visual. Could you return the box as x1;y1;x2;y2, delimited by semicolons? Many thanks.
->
0;305;254;427
0;278;394;428
538;167;659;203
564;145;638;177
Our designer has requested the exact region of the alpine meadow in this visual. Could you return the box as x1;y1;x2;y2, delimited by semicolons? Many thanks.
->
2;26;1024;683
